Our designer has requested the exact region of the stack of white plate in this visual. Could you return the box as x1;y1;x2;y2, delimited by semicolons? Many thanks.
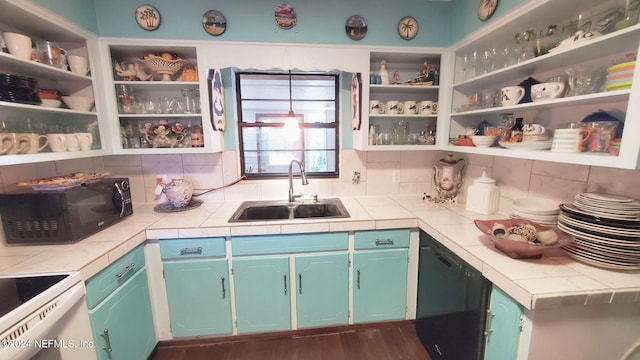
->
510;197;560;225
557;193;640;270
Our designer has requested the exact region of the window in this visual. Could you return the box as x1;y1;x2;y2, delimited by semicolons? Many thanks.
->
235;71;339;179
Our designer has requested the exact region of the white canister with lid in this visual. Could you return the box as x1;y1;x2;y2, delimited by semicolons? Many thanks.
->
466;170;500;215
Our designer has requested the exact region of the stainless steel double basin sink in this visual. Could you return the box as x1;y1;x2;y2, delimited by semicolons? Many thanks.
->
229;198;350;222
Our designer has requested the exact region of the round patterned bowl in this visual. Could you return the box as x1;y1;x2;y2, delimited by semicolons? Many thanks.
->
139;57;188;81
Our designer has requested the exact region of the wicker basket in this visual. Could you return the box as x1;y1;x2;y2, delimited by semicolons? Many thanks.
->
139;57;187;81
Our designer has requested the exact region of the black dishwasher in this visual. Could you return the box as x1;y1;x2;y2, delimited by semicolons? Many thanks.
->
416;230;491;360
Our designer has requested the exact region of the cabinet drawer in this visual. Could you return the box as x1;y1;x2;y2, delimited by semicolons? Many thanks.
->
160;237;226;259
85;244;146;309
354;229;410;249
232;232;348;256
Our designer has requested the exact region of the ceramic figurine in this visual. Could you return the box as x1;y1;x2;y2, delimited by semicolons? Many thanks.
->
114;62;136;80
379;60;389;85
392;71;401;84
134;63;153;81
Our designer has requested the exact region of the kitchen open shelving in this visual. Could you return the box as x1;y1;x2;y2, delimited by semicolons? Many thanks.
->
0;3;104;166
445;0;640;169
102;41;221;154
355;50;443;151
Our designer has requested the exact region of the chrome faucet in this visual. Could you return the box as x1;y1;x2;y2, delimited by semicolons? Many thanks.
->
288;159;309;202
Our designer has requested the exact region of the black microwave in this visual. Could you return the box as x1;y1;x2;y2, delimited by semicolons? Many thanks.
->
0;178;133;244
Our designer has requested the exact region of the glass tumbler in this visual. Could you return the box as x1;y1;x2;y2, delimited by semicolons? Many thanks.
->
116;84;135;113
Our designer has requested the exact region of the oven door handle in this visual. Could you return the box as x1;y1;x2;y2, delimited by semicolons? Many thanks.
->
0;282;86;360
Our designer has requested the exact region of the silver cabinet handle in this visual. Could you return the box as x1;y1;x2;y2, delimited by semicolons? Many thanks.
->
221;277;226;299
101;329;112;353
115;263;135;278
283;275;288;295
375;239;394;246
356;269;361;290
484;309;494;338
180;247;202;255
298;273;302;295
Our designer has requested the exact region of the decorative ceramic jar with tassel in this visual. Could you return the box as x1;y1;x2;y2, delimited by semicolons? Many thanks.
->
163;178;193;208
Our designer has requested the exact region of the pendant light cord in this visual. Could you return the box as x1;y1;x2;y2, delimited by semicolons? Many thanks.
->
288;69;294;116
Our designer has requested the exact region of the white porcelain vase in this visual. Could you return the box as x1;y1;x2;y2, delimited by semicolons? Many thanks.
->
164;178;193;208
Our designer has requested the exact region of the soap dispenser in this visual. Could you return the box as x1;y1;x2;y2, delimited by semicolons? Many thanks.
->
466;170;500;215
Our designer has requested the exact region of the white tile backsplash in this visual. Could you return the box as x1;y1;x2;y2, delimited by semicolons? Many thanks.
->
2;150;640;205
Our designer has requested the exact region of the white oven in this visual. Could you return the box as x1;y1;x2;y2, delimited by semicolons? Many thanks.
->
0;272;97;360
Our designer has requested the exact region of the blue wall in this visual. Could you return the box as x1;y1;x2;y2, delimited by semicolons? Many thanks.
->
92;0;454;46
32;0;99;34
31;0;530;47
33;0;453;46
449;0;527;43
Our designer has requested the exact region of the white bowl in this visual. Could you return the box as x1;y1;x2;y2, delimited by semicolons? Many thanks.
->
61;96;94;112
40;99;61;108
512;197;560;215
470;135;497;147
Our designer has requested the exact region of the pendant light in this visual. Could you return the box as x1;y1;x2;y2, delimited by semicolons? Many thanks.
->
287;69;295;119
284;69;299;139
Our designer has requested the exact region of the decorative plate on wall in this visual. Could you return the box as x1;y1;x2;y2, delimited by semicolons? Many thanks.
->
478;0;498;21
135;4;161;31
398;16;418;40
275;3;297;29
202;10;227;36
345;15;367;40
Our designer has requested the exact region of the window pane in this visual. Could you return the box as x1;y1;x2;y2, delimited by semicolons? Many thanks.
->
305;150;336;173
240;101;335;124
243;150;304;174
241;126;302;152
239;74;336;101
304;128;335;150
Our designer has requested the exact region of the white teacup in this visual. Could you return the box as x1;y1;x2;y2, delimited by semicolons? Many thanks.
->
369;100;385;114
419;101;435;114
386;101;404;114
47;133;67;152
3;32;32;61
501;86;525;106
522;123;546;135
403;101;417;114
1;133;17;155
65;133;80;151
16;133;48;154
67;55;88;75
76;132;93;151
551;128;591;153
531;82;565;101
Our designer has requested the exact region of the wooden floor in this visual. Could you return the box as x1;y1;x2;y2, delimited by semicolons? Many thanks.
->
151;322;432;360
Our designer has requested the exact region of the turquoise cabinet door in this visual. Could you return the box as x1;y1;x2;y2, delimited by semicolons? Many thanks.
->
89;268;156;360
233;256;291;333
163;258;232;337
484;287;523;360
295;252;349;328
353;248;408;323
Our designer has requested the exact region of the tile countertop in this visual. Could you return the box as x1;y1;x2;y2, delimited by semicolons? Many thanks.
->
0;196;638;311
